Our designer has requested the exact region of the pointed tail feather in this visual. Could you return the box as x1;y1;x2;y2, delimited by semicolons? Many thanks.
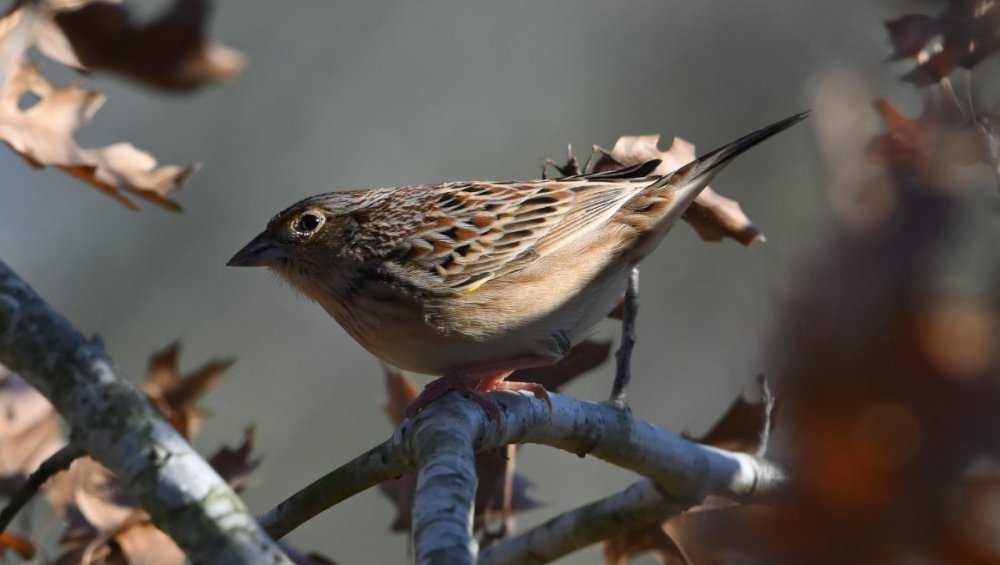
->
649;111;809;203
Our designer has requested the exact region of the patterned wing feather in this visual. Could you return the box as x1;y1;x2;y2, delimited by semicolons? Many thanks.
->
388;179;648;294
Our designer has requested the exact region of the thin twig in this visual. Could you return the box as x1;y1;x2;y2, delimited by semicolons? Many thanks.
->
0;443;85;534
478;479;683;565
755;375;776;458
609;267;640;407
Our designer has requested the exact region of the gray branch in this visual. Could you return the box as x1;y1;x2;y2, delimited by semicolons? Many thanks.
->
259;390;786;564
478;479;683;564
0;259;290;564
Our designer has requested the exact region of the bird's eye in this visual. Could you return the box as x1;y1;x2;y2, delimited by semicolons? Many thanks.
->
293;212;324;235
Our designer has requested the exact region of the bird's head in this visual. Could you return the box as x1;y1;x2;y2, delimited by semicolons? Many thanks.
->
226;192;373;281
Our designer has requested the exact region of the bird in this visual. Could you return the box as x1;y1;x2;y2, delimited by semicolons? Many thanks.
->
228;112;807;419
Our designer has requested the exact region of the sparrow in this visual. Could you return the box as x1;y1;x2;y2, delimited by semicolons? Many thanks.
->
228;113;806;419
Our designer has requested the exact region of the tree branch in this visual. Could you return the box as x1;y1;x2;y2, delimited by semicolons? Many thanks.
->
609;267;639;407
259;389;786;562
478;478;683;564
0;259;290;564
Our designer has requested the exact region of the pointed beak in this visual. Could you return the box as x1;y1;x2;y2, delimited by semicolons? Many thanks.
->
227;232;286;267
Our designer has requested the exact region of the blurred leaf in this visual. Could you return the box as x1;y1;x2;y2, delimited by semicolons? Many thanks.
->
207;427;260;492
0;531;35;560
683;376;776;454
0;63;196;209
603;517;686;565
869;89;988;182
886;0;1000;85
47;345;269;563
974;113;1000;185
143;341;231;439
0;0;243;209
511;339;611;391
278;541;340;565
589;134;766;246
0;367;64;495
603;497;774;565
54;0;244;91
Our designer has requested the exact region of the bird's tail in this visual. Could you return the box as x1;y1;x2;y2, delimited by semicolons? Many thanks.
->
650;111;808;195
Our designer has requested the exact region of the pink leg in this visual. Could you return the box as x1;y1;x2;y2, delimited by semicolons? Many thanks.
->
406;356;556;420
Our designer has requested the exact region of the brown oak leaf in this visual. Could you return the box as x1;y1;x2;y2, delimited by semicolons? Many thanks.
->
683;375;776;455
0;63;198;210
511;339;611;391
591;134;765;246
53;0;244;91
142;341;231;439
0;0;243;209
603;497;775;565
207;427;260;492
0;531;36;560
886;0;1000;85
0;366;64;496
869;90;988;184
47;344;261;563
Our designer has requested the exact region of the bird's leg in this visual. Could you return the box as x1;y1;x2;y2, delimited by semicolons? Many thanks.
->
609;267;640;408
406;355;557;421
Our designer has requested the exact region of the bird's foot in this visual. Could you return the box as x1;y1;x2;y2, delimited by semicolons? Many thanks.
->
476;374;552;413
406;371;508;421
406;367;553;421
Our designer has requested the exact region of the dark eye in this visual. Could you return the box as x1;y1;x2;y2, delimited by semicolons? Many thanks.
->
293;212;324;235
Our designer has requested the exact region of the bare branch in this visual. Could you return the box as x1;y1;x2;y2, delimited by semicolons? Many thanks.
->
609;267;639;407
259;389;786;561
478;479;683;565
0;443;85;534
0;259;290;564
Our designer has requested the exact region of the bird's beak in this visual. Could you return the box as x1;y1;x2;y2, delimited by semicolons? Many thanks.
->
227;232;285;267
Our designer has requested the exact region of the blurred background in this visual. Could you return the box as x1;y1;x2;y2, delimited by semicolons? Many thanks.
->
0;0;981;562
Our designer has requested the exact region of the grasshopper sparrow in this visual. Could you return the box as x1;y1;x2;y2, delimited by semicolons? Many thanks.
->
228;113;806;418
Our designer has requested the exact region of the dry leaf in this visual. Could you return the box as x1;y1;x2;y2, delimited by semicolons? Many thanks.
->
0;366;65;495
886;0;1000;85
602;520;685;565
0;0;242;209
0;63;197;210
592;134;765;246
511;339;611;391
47;344;265;563
683;376;776;455
207;427;260;492
0;531;36;560
54;0;244;91
869;90;987;184
603;498;774;565
143;341;231;438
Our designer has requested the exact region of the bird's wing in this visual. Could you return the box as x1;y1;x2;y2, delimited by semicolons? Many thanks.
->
384;173;654;294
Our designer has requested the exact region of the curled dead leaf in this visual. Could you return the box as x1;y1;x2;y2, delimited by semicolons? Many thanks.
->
0;531;35;560
54;0;245;91
0;367;64;495
886;0;1000;85
143;341;231;438
0;63;198;209
683;376;777;455
552;134;766;246
869;90;989;184
208;427;260;492
0;0;243;208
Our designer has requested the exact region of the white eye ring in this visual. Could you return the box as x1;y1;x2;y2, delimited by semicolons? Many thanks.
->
293;211;325;235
